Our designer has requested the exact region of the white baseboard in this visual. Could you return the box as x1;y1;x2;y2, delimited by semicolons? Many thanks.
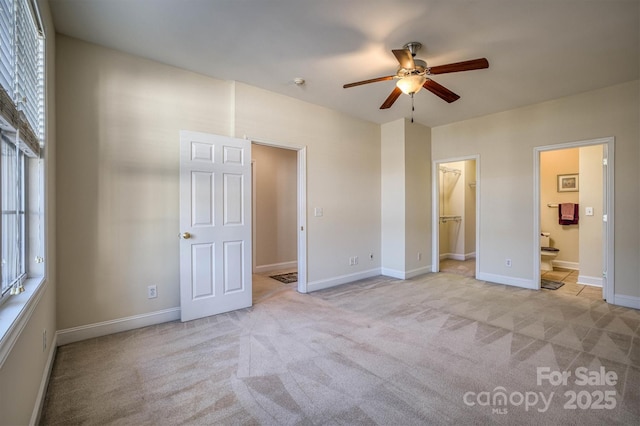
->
382;266;432;280
30;332;57;426
447;253;466;261
406;266;432;279
476;272;536;290
56;307;181;346
307;268;381;293
253;261;297;274
612;294;640;310
577;275;603;287
552;260;579;270
439;253;475;261
381;267;405;279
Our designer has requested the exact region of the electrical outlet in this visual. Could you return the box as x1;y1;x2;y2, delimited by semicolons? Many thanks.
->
369;253;374;261
354;256;358;265
505;258;512;267
417;252;422;261
148;285;157;299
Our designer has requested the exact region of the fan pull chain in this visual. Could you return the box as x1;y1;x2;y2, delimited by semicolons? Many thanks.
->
411;93;415;123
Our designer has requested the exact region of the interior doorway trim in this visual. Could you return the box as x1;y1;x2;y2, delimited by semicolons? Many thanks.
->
533;137;614;302
432;154;480;278
248;137;308;294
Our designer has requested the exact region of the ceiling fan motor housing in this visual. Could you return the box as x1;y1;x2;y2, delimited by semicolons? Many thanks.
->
398;59;427;77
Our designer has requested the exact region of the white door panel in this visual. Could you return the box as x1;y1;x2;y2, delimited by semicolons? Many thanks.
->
180;131;252;322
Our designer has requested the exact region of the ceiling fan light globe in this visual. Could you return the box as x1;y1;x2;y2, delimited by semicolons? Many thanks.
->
396;75;427;95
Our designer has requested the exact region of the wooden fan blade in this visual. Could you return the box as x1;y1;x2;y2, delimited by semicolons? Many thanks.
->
343;75;395;88
392;49;415;70
380;87;402;109
423;79;460;103
428;58;489;75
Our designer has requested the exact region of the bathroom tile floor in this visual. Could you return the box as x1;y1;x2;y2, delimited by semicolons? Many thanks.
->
541;267;603;300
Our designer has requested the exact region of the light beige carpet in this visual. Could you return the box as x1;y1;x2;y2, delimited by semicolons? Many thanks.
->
40;273;640;425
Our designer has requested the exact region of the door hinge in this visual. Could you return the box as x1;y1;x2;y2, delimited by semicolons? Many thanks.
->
602;214;607;222
602;158;608;166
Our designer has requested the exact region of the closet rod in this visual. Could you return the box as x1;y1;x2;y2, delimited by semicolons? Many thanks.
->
439;166;461;175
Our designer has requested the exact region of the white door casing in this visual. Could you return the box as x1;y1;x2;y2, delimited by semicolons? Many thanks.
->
179;131;252;322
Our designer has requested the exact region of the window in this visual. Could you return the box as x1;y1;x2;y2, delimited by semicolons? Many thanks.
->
0;0;44;305
1;134;25;296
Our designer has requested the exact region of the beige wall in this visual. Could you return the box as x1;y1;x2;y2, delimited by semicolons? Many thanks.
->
381;118;431;277
432;80;639;297
55;36;381;328
252;144;297;271
381;119;406;273
579;145;604;282
540;148;579;265
0;0;57;423
404;120;431;274
56;35;233;329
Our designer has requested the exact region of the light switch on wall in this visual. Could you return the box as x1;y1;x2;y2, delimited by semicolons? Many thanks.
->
585;207;594;216
314;207;323;217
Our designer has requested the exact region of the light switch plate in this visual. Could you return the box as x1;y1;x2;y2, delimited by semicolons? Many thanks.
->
314;207;323;217
585;207;594;216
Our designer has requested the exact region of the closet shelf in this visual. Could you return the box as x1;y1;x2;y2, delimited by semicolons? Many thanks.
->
439;215;462;223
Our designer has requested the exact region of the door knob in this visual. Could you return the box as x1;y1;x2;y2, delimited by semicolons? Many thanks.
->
179;232;191;239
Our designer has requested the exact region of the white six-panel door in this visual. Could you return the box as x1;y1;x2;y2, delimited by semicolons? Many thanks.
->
179;131;252;322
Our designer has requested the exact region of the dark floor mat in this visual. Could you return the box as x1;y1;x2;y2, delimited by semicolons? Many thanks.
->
541;279;564;290
270;272;297;284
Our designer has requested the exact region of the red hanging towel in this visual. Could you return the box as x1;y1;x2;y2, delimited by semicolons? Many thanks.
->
560;203;574;220
559;203;579;225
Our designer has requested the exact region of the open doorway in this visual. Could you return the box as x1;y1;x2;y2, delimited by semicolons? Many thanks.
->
251;141;307;302
433;156;479;278
534;137;614;302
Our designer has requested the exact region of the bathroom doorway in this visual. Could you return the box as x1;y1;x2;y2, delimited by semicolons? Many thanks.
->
534;137;614;302
432;156;479;278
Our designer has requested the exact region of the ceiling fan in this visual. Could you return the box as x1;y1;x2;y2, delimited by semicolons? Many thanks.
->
343;42;489;110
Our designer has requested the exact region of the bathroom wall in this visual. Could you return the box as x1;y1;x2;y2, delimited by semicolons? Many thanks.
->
578;145;603;285
540;148;579;267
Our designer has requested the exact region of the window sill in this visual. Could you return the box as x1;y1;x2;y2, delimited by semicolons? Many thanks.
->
0;276;47;368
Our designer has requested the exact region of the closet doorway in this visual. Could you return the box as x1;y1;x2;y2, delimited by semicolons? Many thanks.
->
432;156;479;278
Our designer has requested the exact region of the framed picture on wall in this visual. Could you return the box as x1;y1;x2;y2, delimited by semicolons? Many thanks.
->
557;173;579;192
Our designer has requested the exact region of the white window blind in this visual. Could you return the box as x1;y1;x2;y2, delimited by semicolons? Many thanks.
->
15;0;42;138
0;0;43;155
0;0;15;94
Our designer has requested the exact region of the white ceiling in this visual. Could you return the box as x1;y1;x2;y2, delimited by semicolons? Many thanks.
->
49;0;639;128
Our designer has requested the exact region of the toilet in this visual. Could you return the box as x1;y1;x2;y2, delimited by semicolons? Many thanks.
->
540;232;559;271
